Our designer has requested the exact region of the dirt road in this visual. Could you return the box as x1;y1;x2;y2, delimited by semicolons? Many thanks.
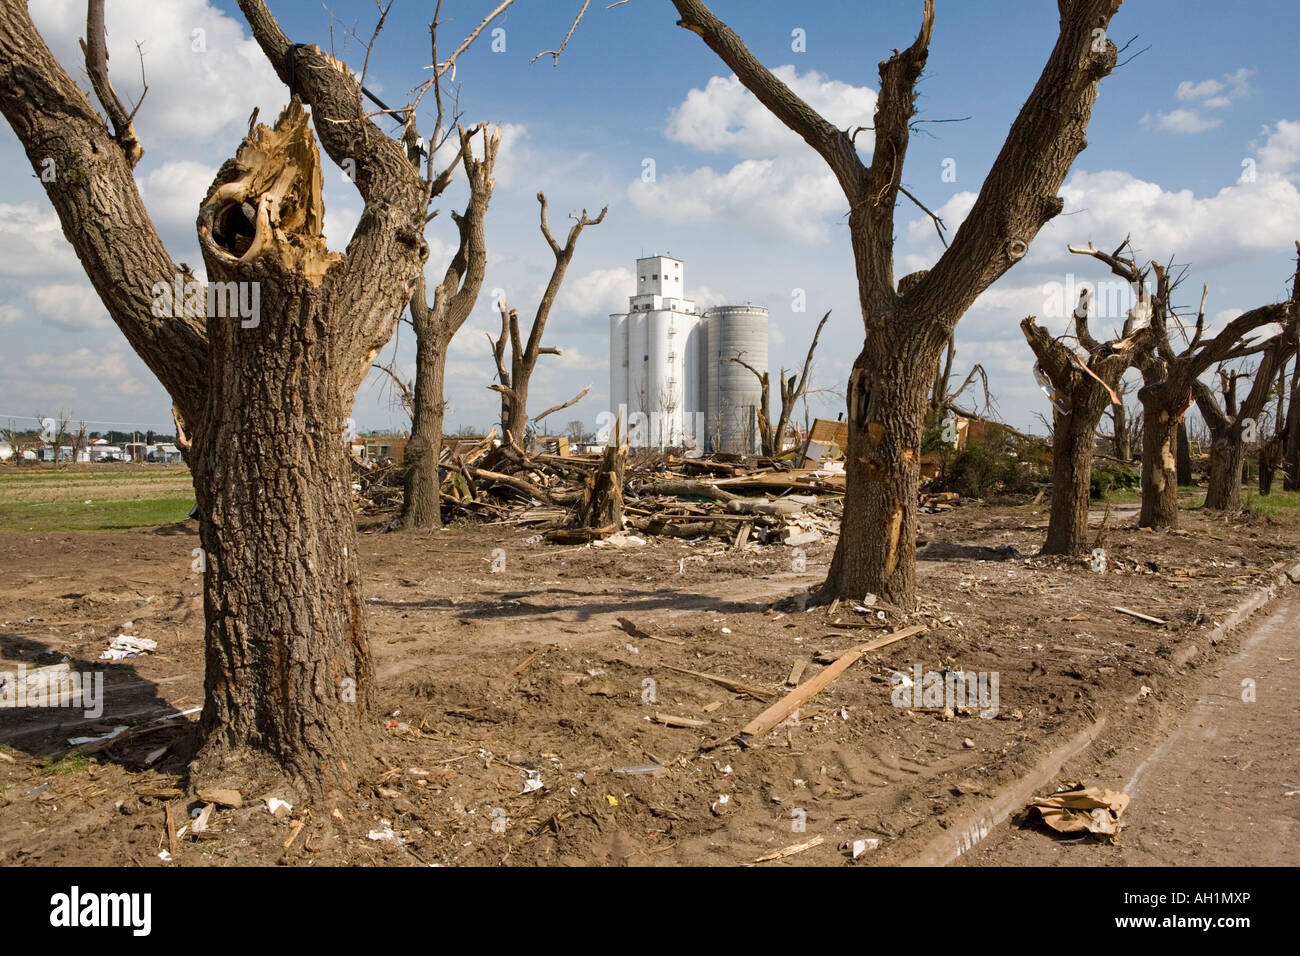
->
961;592;1300;866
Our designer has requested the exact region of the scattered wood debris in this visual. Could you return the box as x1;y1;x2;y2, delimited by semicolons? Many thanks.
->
740;625;926;743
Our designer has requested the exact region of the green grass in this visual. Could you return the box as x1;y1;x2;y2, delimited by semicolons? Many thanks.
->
0;464;193;532
1243;489;1300;516
0;494;194;532
41;753;91;776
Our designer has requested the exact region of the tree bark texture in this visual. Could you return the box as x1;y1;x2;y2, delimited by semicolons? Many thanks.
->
673;0;1122;607
1;1;431;802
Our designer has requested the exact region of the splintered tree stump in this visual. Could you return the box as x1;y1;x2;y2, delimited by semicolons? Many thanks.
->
572;440;626;533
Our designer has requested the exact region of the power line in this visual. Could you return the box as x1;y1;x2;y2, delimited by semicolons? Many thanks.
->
0;413;177;429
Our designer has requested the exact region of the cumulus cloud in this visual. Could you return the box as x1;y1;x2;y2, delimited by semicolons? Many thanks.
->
0;203;82;280
1143;68;1253;135
665;68;876;158
904;121;1300;274
558;267;634;319
27;284;111;331
1147;109;1221;134
482;123;530;191
30;0;285;152
629;67;875;244
136;160;215;236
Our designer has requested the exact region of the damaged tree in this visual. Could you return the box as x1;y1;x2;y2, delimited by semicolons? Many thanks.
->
1194;313;1298;511
489;193;605;449
1022;277;1150;554
1068;241;1297;528
572;422;628;535
672;0;1122;606
400;125;500;529
0;0;505;802
732;309;831;456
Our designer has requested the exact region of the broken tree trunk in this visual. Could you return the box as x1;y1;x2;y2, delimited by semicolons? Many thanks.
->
672;0;1123;608
573;434;627;532
1021;288;1145;556
402;125;498;530
1;0;436;803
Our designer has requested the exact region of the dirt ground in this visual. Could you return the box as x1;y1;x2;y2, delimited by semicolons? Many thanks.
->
1;495;1296;866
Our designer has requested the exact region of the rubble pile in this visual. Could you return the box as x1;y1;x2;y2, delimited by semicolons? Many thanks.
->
350;418;964;546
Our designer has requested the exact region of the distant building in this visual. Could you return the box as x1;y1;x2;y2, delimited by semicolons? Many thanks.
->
608;255;768;454
360;435;408;463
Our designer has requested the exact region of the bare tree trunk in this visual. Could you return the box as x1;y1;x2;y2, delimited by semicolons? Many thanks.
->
1176;421;1193;486
1045;409;1098;555
401;331;449;528
573;438;626;531
1260;437;1280;494
1021;301;1143;555
399;126;496;529
1204;431;1245;510
1139;400;1180;528
490;195;604;452
672;0;1123;608
1112;401;1130;460
1;1;437;803
1285;368;1300;491
822;336;931;605
190;288;372;795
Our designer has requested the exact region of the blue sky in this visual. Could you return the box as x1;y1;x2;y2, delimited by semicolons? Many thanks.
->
2;0;1298;437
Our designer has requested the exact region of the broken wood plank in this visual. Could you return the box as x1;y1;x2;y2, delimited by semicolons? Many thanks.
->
652;712;708;729
1112;606;1167;625
136;786;183;799
702;701;723;713
648;480;739;502
740;625;925;742
616;617;686;646
786;659;808;687
164;801;179;857
658;664;775;701
749;835;825;864
506;649;542;678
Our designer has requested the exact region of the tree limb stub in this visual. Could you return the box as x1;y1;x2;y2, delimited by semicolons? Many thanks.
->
198;100;340;284
80;0;144;167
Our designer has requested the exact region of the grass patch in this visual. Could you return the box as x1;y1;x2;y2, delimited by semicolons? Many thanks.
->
42;753;91;776
0;494;193;532
0;464;193;530
1243;489;1300;516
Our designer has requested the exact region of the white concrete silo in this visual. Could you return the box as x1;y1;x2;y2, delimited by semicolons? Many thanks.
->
625;307;649;426
706;305;769;455
609;313;628;421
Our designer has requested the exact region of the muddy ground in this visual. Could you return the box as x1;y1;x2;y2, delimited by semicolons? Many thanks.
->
1;496;1296;866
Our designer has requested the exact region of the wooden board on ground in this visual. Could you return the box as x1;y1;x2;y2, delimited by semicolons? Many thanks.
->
739;625;925;742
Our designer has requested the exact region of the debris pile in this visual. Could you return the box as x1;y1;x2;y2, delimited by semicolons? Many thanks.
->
349;418;963;545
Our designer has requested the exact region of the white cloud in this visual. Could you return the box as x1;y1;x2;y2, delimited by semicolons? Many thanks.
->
136;160;215;235
904;121;1300;273
665;67;876;158
27;284;111;331
1255;119;1300;178
0;203;82;279
629;158;842;243
629;67;875;244
558;267;634;318
484;123;530;191
1176;68;1251;103
1144;109;1221;134
1149;68;1253;135
31;0;286;151
0;304;21;325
